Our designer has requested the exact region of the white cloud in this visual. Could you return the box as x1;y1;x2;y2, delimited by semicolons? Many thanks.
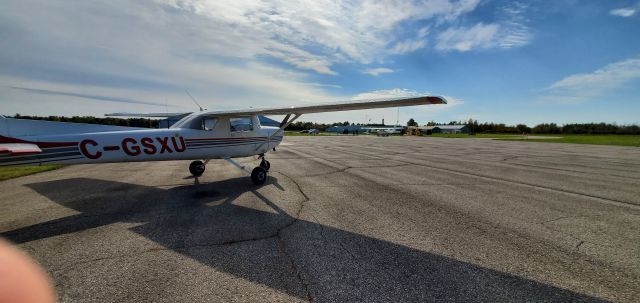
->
610;8;636;17
362;68;395;76
352;88;423;99
417;26;430;38
436;23;501;52
543;57;640;103
388;25;429;55
610;1;640;17
160;0;483;70
0;0;487;120
390;39;427;54
498;2;532;49
435;2;531;52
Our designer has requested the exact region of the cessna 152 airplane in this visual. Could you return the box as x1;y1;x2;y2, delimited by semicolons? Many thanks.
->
0;96;446;185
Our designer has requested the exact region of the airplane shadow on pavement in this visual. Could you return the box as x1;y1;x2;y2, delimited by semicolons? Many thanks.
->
2;177;609;302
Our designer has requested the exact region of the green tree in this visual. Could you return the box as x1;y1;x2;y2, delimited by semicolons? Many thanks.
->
407;118;418;126
516;124;531;133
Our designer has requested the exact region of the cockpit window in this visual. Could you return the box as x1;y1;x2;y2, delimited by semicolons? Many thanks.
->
202;118;218;131
230;117;253;132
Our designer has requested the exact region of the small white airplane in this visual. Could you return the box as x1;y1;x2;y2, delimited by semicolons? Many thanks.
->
0;96;446;185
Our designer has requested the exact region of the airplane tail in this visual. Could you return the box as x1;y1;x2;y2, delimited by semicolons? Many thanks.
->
0;115;8;137
0;116;146;140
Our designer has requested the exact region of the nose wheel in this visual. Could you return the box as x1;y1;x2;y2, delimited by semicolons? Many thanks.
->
260;159;270;171
251;158;271;185
191;158;270;185
189;160;206;176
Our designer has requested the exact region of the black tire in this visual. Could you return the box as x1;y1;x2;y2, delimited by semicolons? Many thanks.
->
189;160;205;176
251;166;268;185
260;160;271;171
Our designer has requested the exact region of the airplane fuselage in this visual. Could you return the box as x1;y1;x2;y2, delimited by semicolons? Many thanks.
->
0;115;282;167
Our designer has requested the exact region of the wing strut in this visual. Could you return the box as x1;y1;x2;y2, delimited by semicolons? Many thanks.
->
279;114;292;128
256;113;301;152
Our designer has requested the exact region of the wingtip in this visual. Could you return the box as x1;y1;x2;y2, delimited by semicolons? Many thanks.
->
426;96;447;104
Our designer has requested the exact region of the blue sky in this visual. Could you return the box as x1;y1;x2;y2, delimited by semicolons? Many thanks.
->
1;0;639;126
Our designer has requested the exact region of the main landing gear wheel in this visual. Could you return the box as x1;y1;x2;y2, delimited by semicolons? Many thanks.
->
189;160;206;176
251;166;268;185
260;159;271;171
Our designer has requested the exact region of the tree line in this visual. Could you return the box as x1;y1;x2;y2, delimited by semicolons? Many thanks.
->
287;119;640;135
6;114;640;135
10;114;159;128
440;119;640;135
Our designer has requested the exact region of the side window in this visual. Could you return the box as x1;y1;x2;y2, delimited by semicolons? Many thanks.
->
230;117;253;132
202;118;218;131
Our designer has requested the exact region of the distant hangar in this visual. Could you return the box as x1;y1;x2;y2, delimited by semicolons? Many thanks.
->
419;125;469;134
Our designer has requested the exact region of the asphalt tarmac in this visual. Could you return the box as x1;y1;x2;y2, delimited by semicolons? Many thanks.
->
1;136;639;302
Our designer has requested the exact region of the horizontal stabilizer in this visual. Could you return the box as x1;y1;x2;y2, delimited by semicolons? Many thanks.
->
2;117;148;138
105;112;191;118
0;143;42;156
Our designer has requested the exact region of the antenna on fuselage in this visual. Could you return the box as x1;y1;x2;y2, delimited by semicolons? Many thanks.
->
185;90;205;112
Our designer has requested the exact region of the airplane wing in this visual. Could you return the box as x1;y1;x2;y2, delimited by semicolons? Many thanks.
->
198;96;446;117
0;143;42;156
105;112;192;118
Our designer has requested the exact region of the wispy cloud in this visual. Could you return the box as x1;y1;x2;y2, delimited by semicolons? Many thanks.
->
0;0;484;117
1;0;530;121
390;39;427;54
435;2;531;52
8;86;167;106
610;8;636;17
362;68;395;76
352;88;423;99
417;26;430;38
543;57;640;103
160;0;483;72
610;2;639;17
436;23;500;52
499;2;532;49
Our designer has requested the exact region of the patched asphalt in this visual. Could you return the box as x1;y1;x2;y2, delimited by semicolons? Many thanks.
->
1;136;639;302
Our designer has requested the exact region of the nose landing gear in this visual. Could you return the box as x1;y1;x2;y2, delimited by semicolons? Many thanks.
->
252;158;270;185
260;159;270;171
190;157;271;185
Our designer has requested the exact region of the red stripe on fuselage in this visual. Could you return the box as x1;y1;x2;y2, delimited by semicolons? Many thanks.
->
186;136;274;141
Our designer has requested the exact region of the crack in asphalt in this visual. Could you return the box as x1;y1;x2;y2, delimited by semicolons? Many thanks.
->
285;144;618;263
321;145;640;210
52;171;316;301
540;215;601;225
274;170;314;302
322;147;638;192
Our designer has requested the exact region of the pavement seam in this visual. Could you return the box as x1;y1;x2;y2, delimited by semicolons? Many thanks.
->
325;142;640;182
274;170;315;302
317;144;640;210
285;144;628;274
